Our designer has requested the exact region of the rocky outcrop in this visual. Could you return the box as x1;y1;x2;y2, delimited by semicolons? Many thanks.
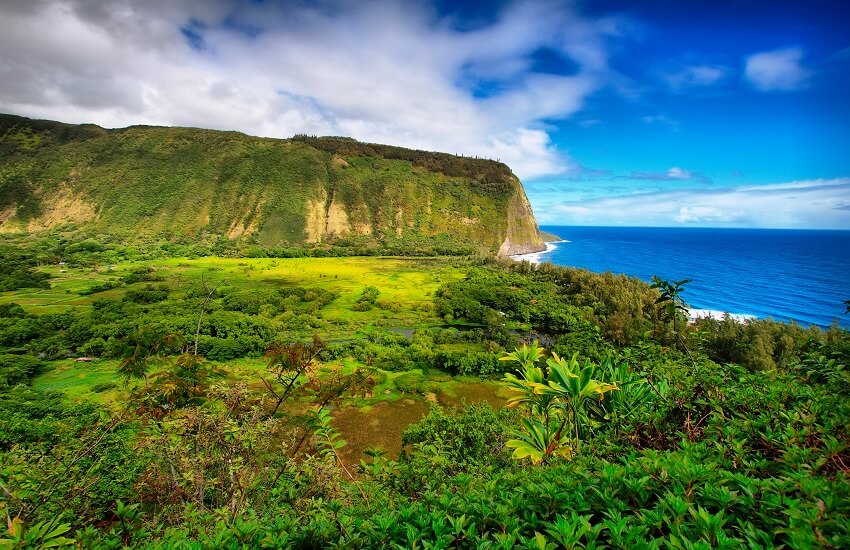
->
498;181;546;256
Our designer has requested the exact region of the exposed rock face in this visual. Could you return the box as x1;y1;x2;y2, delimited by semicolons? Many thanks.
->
0;113;545;256
498;181;546;256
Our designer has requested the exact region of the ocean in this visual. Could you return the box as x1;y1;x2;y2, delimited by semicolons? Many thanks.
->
518;226;850;329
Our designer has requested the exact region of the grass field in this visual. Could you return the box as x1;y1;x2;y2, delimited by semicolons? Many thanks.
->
1;256;465;324
11;256;500;464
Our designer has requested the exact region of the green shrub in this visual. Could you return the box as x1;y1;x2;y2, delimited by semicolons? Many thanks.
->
393;371;430;393
91;382;117;393
0;354;42;388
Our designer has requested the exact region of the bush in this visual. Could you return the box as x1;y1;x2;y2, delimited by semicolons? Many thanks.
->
0;354;42;388
438;351;503;376
197;335;265;361
91;382;117;393
124;284;168;304
402;403;515;472
393;371;431;393
352;286;380;311
79;281;120;295
78;338;107;357
121;266;162;284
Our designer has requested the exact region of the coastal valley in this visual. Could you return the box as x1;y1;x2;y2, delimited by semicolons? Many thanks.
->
0;116;848;548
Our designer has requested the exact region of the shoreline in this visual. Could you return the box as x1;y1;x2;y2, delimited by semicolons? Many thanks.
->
688;308;757;324
511;239;759;323
509;240;566;264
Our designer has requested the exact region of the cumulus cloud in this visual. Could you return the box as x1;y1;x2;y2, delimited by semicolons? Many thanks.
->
531;178;850;228
0;0;631;180
745;47;810;91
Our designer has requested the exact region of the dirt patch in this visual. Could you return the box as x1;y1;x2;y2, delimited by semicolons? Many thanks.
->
0;204;18;227
304;188;328;242
325;196;351;237
332;398;431;468
395;207;404;237
25;186;96;231
227;194;265;239
436;382;506;409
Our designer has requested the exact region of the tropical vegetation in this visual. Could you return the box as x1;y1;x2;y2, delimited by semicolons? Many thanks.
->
0;234;848;548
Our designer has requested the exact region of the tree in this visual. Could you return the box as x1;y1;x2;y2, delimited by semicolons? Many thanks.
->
261;335;324;416
115;330;175;387
650;276;692;334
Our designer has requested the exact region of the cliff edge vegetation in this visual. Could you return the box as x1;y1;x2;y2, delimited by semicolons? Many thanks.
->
0;114;545;256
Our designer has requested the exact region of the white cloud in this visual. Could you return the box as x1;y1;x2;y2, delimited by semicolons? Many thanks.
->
530;178;850;228
744;47;810;91
628;166;708;183
661;64;730;92
666;167;691;180
675;206;743;224
0;0;628;180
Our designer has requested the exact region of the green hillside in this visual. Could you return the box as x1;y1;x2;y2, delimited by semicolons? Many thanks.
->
0;114;544;256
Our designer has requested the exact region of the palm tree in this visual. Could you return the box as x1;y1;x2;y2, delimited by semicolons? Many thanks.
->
650;276;692;333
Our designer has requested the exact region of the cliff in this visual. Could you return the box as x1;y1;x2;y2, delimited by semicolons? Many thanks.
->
0;114;545;256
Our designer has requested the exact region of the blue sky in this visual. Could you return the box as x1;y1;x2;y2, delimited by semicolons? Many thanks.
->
0;0;848;228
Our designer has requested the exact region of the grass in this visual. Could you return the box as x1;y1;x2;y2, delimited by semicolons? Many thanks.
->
33;359;125;404
0;257;465;328
16;255;505;466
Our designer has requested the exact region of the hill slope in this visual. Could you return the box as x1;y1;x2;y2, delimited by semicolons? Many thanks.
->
0;114;544;256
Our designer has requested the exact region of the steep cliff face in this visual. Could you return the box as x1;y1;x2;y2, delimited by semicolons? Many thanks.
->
0;114;544;256
498;181;546;256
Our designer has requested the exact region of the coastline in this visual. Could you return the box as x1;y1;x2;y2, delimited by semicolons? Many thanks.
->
512;236;759;323
688;308;756;324
509;239;566;264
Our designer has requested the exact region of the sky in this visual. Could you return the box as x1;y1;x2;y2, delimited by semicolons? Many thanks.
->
1;0;848;228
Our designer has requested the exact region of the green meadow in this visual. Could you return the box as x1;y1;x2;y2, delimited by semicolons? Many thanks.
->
8;255;505;464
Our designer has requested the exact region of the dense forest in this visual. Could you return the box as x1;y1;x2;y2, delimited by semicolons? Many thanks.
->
0;233;848;548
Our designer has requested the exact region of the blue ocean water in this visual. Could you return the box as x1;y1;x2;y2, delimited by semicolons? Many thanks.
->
531;226;850;329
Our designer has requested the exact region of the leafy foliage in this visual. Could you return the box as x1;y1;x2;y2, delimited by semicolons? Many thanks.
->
650;275;691;334
0;246;51;292
501;344;621;463
0;246;848;548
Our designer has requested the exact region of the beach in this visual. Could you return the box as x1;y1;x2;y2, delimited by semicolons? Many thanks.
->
509;240;564;264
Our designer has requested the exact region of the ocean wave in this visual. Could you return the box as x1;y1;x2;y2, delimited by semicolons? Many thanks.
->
510;240;564;264
688;308;757;323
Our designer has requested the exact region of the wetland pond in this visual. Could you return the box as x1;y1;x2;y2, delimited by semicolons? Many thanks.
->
332;379;507;470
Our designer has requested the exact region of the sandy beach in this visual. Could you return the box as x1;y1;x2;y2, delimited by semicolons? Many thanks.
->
688;308;756;323
509;240;566;264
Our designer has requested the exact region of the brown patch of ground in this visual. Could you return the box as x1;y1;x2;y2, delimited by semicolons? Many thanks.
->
25;186;96;231
332;398;431;468
304;188;328;242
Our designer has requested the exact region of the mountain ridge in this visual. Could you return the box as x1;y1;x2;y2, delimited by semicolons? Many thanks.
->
0;113;545;256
